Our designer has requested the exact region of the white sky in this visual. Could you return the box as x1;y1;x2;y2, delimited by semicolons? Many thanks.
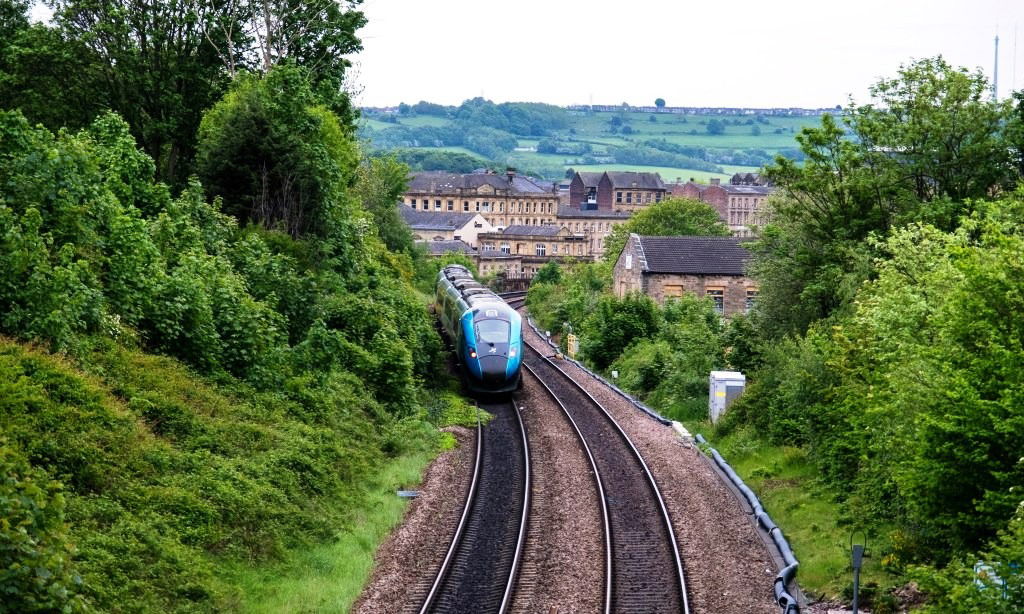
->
355;0;1024;108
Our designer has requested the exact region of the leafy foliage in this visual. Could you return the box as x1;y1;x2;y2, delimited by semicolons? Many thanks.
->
603;197;730;261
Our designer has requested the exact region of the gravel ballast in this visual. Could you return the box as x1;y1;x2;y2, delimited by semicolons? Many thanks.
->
509;377;604;613
521;319;778;613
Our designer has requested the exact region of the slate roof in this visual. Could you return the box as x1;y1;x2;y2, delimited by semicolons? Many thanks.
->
721;184;773;195
576;171;605;187
635;235;751;275
556;206;632;219
501;224;564;237
418;240;477;256
399;206;477;230
605;171;665;190
407;171;552;195
478;249;520;259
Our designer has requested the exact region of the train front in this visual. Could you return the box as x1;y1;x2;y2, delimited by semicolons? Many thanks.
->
460;304;522;393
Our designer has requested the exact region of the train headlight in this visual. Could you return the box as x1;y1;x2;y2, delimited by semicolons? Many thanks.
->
509;347;517;357
468;348;477;359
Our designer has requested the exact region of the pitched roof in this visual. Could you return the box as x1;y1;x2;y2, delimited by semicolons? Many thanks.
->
556;206;631;219
501;224;564;236
399;206;477;230
575;171;605;187
604;171;665;190
635;235;751;275
407;171;552;195
418;240;477;256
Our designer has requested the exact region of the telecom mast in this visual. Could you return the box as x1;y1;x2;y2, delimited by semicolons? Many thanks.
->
993;34;1000;100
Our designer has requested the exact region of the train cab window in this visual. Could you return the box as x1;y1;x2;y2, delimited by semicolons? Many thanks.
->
476;320;510;344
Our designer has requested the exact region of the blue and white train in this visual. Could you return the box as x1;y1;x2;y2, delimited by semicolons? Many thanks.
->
436;265;522;393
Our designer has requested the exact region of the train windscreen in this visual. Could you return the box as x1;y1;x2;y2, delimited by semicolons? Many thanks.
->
476;319;510;344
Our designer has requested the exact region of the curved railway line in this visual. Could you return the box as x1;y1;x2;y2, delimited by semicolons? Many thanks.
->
522;340;691;614
418;399;530;614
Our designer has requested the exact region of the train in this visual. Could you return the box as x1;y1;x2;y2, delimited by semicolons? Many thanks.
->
436;265;523;393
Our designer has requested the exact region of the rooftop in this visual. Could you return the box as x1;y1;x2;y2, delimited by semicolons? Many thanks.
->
500;224;565;237
557;206;632;219
634;235;751;275
399;207;478;231
418;240;477;256
407;171;553;196
605;171;665;190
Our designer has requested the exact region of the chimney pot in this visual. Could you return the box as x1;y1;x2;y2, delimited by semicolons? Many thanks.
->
710;178;720;185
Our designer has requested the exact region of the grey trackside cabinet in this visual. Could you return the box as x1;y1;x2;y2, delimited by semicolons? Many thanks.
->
709;371;745;423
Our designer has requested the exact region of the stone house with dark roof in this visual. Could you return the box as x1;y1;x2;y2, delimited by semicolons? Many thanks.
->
398;207;494;245
612;233;757;316
568;171;666;211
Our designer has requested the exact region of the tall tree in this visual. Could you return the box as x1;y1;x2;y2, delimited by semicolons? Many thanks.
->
755;57;1016;337
49;0;234;185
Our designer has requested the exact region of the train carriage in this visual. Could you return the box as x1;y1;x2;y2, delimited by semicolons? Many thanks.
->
436;265;522;393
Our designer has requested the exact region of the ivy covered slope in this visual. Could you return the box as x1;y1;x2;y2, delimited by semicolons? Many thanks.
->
0;77;445;612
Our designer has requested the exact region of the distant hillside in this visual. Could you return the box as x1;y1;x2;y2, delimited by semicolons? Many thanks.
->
359;98;828;181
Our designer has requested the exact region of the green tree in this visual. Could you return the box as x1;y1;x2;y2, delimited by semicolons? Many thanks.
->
706;118;725;135
655;97;666;109
580;292;659;369
197;64;359;238
603;197;729;261
354;155;415;254
533;261;562;285
757;57;1015;337
50;0;234;185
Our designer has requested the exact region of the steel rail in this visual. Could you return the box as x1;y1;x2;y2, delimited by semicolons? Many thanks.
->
523;340;691;613
418;411;483;614
499;399;530;614
522;362;614;614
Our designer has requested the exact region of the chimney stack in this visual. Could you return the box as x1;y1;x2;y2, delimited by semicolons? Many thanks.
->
506;167;517;184
710;178;721;186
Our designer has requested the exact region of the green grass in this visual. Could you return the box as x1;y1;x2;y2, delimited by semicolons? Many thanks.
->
688;422;895;601
221;450;436;613
568;163;761;184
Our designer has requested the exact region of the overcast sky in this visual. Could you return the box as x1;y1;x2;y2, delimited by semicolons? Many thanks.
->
355;0;1024;109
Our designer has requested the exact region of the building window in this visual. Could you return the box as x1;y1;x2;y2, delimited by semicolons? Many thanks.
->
626;192;632;204
435;199;441;210
656;193;663;202
706;288;725;314
536;243;546;256
463;201;470;211
551;243;558;254
482;201;490;212
500;242;510;254
447;200;454;211
745;289;758;313
410;198;417;206
616;191;623;203
665;285;684;298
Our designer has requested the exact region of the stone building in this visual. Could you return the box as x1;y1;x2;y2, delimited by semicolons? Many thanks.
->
399;207;494;244
612;233;757;316
667;177;772;237
555;206;631;259
403;169;560;230
568;171;666;211
477;224;589;275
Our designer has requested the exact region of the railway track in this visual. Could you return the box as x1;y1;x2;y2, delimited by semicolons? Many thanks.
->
522;341;691;614
418;399;531;614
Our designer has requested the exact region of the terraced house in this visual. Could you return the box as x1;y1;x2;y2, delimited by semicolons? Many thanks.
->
670;173;774;237
403;169;560;230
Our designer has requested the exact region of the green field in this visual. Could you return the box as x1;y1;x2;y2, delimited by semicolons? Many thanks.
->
360;107;824;179
568;164;761;184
